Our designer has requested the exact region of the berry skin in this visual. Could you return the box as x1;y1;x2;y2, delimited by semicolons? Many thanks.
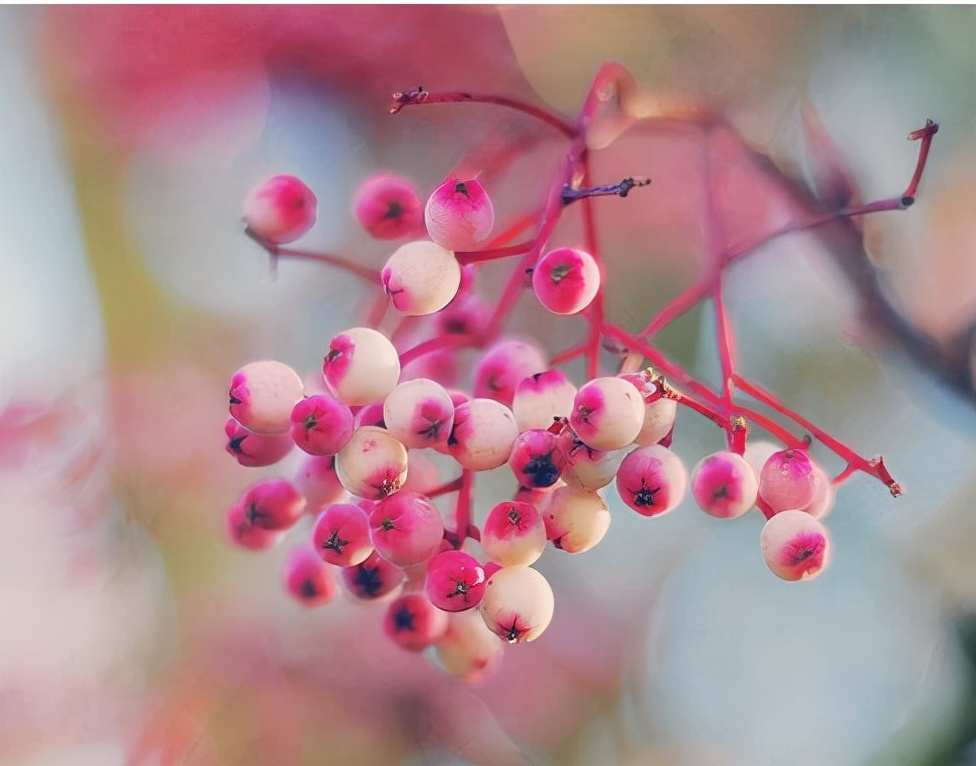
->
424;176;495;252
532;246;601;315
322;327;401;407
479;566;555;644
425;550;487;612
383;593;449;651
616;444;688;517
352;401;386;430
352;174;423;240
435;609;505;682
243;175;317;244
481;500;547;567
543;486;611;554
619;370;678;447
558;433;625;492
473;340;549;408
334;426;409;500
236;478;306;531
383;378;455;451
289;395;355;456
283;543;338;607
292;454;347;511
229;360;305;437
512;370;578;432
447;399;520;472
311;502;373;567
226;501;284;551
341;550;404;600
691;451;758;519
760;510;831;581
381;240;462;316
368;491;445;567
570;377;645;451
806;462;836;519
224;417;292;468
759;449;818;513
508;429;566;489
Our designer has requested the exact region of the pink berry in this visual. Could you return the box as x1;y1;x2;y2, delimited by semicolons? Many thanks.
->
224;417;292;468
381;240;462;316
447;398;519;472
691;451;758;519
425;550;487;612
512;370;578;432
435;609;505;682
479;566;555;644
283;543;338;607
472;339;549;408
383;378;455;451
759;449;818;513
480;500;546;567
311;502;373;567
760;510;831;581
434;291;492;339
424;176;495;252
225;501;284;551
228;360;305;437
508;429;566;489
570;377;645;451
532;246;601;315
242;174;317;244
334;426;409;500
368;491;444;567
383;593;449;651
341;550;404;600
351;174;423;240
292;454;346;511
352;401;386;430
616;444;688;517
289;395;354;456
236;478;306;531
322;327;400;407
543;486;611;553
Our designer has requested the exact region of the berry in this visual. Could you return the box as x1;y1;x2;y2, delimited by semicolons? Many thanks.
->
619;370;678;447
472;340;549;408
616;444;687;517
383;378;455;450
532;246;601;315
368;491;444;567
760;509;831;581
759;449;818;513
341;550;404;600
512;370;578;432
570;377;645;451
508;429;566;489
311;502;373;567
481;500;546;567
352;401;386;430
381;240;462;316
424;176;495;251
289;395;355;456
435;609;505;682
283;543;338;607
543;486;611;554
226;501;284;551
334;426;409;500
479;566;555;644
243;175;317;244
352;174;423;240
559;435;625;492
224;417;292;468
228;360;305;437
292;454;346;511
425;550;487;612
691;451;758;519
235;478;306;531
322;327;401;407
383;593;449;651
448;398;520;472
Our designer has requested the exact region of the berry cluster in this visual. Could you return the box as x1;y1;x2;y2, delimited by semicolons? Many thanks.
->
224;64;937;679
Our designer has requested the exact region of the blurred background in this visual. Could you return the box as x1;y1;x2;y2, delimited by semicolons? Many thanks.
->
1;6;974;765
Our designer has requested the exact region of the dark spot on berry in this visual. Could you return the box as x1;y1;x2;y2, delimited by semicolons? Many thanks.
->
245;502;266;524
227;435;246;454
303;415;318;431
393;603;416;632
521;452;561;488
322;529;349;554
326;349;341;362
229;392;242;405
381;518;395;532
507;507;521;525
352;565;383;597
550;264;570;283
419;420;443;441
454;181;468;196
632;482;660;507
447;580;470;603
300;579;318;599
384;200;404;220
504;621;527;644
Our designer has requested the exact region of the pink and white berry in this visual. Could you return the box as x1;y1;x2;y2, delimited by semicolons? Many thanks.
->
559;437;625;492
615;444;688;517
229;360;305;437
512;370;578;432
368;491;444;567
435;609;505;682
481;500;547;567
311;502;374;567
479;566;555;644
292;454;347;511
235;478;306;531
543;486;611;553
691;451;758;519
806;462;836;520
382;240;462;316
283;543;338;607
425;550;487;612
226;501;284;551
289;395;355;456
759;449;818;513
334;426;409;500
760;509;831;581
570;376;645;451
532;246;601;315
322;327;400;407
424;176;495;252
384;593;449;651
448;398;520;472
341;550;404;600
620;370;678;446
224;417;292;468
243;174;317;244
473;339;549;408
352;174;423;240
508;429;566;489
383;378;455;450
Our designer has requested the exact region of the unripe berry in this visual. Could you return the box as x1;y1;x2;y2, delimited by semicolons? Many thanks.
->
512;370;578;432
479;566;555;644
570;377;645;451
447;399;519;472
620;370;678;446
532;246;601;315
559;434;625;491
352;174;423;240
229;360;305;437
806;462;836;520
760;509;831;581
691;451;758;519
435;609;505;682
341;550;404;600
243;175;317;244
226;501;284;551
616;444;688;517
312;502;373;567
368;491;444;567
322;327;400;407
384;593;449;651
424;177;495;252
425;550;487;612
283;543;338;607
236;478;306;531
508;429;566;489
381;240;462;316
224;417;292;467
289;395;355;456
334;426;408;500
481;500;547;567
292;454;346;511
383;378;455;450
543;486;611;553
759;449;818;513
473;340;549;408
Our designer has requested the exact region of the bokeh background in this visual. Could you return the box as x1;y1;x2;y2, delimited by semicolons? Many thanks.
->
1;6;974;766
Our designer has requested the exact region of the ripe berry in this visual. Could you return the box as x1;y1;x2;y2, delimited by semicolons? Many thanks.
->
334;426;409;500
616;444;688;517
322;327;400;407
341;550;404;600
759;449;818;513
424;176;495;252
236;478;306;531
481;500;546;567
312;502;373;567
352;174;423;240
559;435;625;492
368;491;445;567
570;377;645;451
224;417;292;468
283;543;338;607
760;509;831;581
383;593;449;651
381;240;462;316
543;486;611;553
226;501;284;551
473;339;549;408
479;566;555;644
425;550;487;612
508;429;566;489
383;378;455;451
447;398;519;472
243;175;317;244
289;395;355;456
512;370;578;432
532;246;601;315
690;451;758;519
228;360;305;437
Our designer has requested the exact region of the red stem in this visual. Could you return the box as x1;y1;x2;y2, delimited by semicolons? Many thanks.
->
455;240;534;266
270;246;381;284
